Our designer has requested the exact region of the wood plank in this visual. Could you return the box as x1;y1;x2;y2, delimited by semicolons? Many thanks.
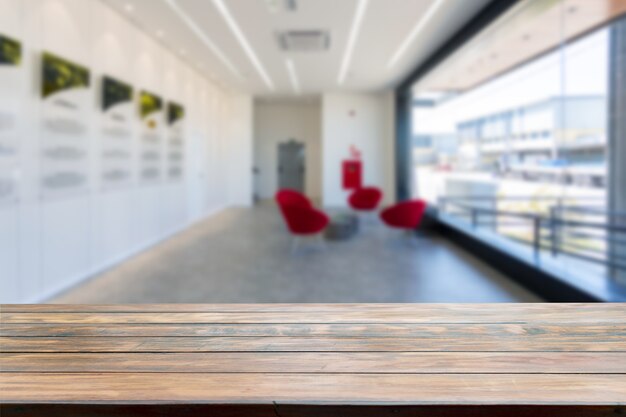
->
2;322;624;338
2;373;626;404
2;335;624;352
2;303;624;416
1;303;447;313
2;303;625;315
3;307;626;324
2;352;625;373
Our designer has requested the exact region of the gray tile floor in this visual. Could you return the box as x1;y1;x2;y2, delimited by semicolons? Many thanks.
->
52;204;542;303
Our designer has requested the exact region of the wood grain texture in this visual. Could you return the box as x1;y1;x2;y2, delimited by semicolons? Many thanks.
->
1;303;625;417
2;322;623;338
3;352;625;373
2;335;625;352
1;303;624;315
2;373;626;403
3;305;626;324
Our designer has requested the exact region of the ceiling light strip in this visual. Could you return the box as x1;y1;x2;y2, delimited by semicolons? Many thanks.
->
212;0;275;90
162;0;242;80
285;59;301;94
338;0;369;85
387;0;446;69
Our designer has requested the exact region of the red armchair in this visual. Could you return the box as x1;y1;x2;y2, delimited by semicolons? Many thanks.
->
276;189;312;220
380;199;427;230
348;187;383;212
275;189;329;243
275;189;312;209
280;205;329;236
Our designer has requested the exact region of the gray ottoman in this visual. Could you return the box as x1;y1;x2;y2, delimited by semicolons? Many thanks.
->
325;213;359;240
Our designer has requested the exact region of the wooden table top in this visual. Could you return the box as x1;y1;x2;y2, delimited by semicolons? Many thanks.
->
1;303;625;417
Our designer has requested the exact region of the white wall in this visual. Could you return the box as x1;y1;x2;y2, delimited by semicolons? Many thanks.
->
227;94;253;207
321;92;396;208
253;101;322;200
0;0;251;303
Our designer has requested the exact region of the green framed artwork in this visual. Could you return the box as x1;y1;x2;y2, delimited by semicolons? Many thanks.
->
103;76;133;111
139;90;163;119
0;34;21;65
167;102;185;125
41;52;90;98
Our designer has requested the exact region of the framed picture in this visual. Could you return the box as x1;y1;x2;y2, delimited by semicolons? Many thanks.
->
167;102;184;126
41;52;90;98
0;34;21;65
139;90;163;120
103;76;133;111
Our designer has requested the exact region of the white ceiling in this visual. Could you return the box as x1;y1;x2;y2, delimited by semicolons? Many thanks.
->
103;0;491;97
414;0;626;95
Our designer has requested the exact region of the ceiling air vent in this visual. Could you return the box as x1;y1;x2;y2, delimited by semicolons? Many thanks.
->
284;0;298;12
277;30;331;52
266;0;297;14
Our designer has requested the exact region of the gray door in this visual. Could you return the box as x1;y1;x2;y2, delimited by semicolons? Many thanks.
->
278;140;305;192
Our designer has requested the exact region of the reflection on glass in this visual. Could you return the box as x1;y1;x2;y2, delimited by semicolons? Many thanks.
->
411;0;626;283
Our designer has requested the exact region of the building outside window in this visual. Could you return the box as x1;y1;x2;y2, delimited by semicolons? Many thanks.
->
410;0;626;285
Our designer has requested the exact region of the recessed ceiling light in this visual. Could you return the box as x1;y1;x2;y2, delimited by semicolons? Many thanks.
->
163;0;242;80
285;58;301;94
338;0;369;85
124;3;134;13
212;0;275;90
387;0;446;69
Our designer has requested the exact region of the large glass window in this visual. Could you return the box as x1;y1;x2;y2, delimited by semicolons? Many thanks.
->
411;0;626;284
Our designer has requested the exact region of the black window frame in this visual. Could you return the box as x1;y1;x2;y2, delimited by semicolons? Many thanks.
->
394;0;522;201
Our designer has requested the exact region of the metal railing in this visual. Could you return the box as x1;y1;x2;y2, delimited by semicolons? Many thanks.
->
438;196;626;272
